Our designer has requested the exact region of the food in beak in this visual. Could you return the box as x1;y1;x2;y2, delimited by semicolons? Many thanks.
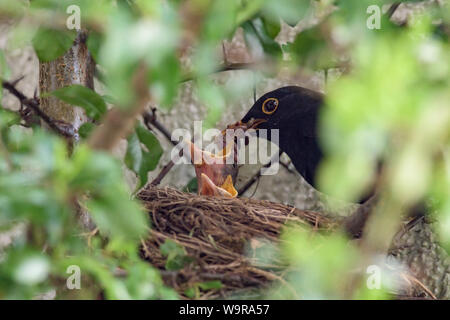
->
221;118;267;137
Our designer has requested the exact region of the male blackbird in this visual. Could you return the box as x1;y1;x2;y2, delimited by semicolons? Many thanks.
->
227;86;431;232
221;87;447;295
228;86;324;189
226;85;380;206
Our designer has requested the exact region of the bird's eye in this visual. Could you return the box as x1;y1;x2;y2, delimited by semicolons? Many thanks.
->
262;98;279;115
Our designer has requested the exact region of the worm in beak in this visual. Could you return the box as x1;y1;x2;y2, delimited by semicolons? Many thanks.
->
221;118;267;134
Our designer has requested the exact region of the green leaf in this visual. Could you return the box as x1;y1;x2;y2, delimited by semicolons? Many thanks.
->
149;53;180;108
48;85;107;120
262;0;310;26
0;109;18;128
184;287;196;299
125;132;142;174
78;122;95;139
236;0;266;26
86;189;148;241
160;239;184;257
198;280;222;290
68;146;149;241
86;31;102;62
183;177;198;193
125;126;163;188
261;16;281;39
135;126;162;155
160;239;193;271
101;94;118;105
242;18;282;57
0;50;11;79
284;25;335;70
30;0;70;10
137;150;162;188
165;255;194;271
32;27;77;62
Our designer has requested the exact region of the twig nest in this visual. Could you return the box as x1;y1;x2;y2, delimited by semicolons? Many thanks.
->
138;185;337;298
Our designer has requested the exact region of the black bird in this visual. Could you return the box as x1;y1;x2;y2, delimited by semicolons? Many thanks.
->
228;86;325;189
223;87;443;296
226;85;428;236
225;85;382;237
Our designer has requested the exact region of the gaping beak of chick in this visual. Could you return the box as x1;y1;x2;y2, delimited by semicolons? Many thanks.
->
199;173;237;197
185;140;238;198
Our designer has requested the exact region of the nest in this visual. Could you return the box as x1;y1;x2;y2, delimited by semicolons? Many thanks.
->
138;185;340;298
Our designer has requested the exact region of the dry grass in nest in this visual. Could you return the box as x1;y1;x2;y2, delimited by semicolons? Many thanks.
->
137;184;340;299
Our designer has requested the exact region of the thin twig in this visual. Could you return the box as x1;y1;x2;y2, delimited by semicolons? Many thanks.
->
387;2;401;19
143;110;174;145
150;160;176;186
400;273;437;300
2;79;68;136
222;41;228;66
143;108;181;186
180;62;259;83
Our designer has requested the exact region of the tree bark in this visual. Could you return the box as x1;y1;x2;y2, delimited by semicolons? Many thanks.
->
39;31;94;138
38;30;95;229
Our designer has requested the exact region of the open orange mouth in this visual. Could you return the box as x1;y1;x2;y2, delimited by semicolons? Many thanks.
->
184;140;238;198
184;118;266;198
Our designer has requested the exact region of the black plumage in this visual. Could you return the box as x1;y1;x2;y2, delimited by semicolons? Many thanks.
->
239;86;324;189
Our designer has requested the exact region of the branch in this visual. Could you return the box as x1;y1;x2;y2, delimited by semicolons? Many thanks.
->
180;62;260;83
2;79;71;137
387;2;401;19
142;109;180;186
343;195;379;238
143;109;174;145
150;160;176;186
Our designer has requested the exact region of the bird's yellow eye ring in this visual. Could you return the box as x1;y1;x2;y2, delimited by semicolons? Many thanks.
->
262;98;279;115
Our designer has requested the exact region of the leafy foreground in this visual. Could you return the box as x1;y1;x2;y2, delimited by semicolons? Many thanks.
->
0;113;176;299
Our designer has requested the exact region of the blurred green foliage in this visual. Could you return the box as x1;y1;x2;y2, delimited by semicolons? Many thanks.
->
0;0;448;300
266;227;389;299
125;125;163;189
0;110;175;299
48;85;107;121
32;28;77;62
185;280;223;299
160;239;194;271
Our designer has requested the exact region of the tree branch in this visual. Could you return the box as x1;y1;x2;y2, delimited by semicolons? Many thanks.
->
150;160;176;186
2;79;71;137
387;2;401;19
142;109;180;186
143;109;174;145
180;62;260;83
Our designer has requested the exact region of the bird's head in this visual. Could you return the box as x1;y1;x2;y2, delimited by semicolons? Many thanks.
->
224;86;324;187
226;86;323;136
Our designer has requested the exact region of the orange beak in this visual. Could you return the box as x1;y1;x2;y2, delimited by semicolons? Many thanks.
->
185;140;238;198
199;173;237;197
